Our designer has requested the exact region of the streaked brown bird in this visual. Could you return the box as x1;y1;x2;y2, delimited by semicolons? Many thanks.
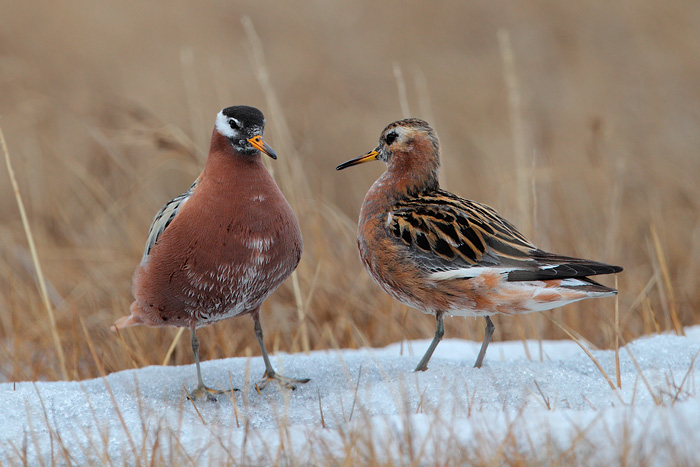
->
114;105;309;399
337;118;622;372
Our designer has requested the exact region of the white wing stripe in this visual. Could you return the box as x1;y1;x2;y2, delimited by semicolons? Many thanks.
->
430;267;514;281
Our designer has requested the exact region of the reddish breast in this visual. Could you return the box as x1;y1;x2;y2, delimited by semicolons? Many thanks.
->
358;174;434;312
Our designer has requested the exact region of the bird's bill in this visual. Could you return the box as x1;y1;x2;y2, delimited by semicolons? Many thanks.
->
247;135;278;159
336;150;379;170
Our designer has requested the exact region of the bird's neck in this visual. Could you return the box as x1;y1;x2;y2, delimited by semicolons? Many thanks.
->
200;130;269;190
382;151;440;199
361;162;439;223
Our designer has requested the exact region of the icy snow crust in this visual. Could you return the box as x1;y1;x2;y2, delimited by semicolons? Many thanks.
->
2;327;700;465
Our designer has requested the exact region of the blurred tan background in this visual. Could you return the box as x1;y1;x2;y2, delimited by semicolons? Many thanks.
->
1;1;698;381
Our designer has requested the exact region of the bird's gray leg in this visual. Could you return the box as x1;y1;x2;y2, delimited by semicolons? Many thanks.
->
254;313;310;391
187;325;235;400
473;316;495;368
414;311;445;372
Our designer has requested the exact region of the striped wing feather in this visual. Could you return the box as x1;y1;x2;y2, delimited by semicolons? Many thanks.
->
142;177;200;262
388;189;622;280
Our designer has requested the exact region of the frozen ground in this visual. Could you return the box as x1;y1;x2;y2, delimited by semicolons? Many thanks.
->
2;327;700;465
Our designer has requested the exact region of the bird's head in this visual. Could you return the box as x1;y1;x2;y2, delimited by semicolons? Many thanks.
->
215;105;277;159
336;118;441;190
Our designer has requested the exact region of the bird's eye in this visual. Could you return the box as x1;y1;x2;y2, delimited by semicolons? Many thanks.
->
385;131;398;145
228;119;240;130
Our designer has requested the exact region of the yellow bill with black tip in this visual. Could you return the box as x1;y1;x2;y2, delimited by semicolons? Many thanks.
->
336;150;379;170
247;135;277;159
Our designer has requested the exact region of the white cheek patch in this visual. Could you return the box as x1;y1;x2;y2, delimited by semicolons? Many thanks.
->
397;127;408;141
215;111;238;139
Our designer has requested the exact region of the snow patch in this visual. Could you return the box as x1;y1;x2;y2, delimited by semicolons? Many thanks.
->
1;327;699;464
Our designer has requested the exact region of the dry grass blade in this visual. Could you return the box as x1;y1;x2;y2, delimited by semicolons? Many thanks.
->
650;224;683;335
1;124;68;381
615;275;622;389
348;364;363;422
80;318;139;460
533;379;551;410
186;390;207;425
545;313;617;391
616;332;662;405
114;327;140;369
392;62;411;118
229;373;241;429
162;327;185;366
413;68;434;124
32;382;74;463
317;390;326;429
498;28;531;238
554;412;604;464
671;348;700;404
623;272;660;326
291;270;309;354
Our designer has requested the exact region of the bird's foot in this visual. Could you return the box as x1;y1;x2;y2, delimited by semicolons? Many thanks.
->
255;370;310;393
187;384;238;402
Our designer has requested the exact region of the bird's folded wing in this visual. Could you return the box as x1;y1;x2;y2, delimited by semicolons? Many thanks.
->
141;177;200;263
387;189;622;281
